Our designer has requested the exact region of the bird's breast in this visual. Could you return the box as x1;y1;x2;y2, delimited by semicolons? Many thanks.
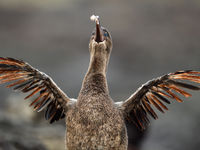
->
65;97;127;149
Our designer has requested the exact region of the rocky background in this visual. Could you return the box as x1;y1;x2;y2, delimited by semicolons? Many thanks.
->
0;0;200;150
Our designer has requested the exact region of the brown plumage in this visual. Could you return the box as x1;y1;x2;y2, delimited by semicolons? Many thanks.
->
0;16;200;149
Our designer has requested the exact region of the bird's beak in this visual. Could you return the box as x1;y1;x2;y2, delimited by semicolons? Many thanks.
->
95;21;103;43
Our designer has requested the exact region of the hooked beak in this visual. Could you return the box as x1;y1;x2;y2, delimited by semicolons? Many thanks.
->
95;21;103;43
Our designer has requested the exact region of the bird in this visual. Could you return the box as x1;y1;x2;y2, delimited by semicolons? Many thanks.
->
0;15;200;150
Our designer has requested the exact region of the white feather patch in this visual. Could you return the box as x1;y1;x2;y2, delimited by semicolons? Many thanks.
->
90;15;99;24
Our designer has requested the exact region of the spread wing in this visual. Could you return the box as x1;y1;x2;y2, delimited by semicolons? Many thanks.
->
116;70;200;130
0;57;76;123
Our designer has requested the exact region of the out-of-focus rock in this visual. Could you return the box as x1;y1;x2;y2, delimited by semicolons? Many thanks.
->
0;114;65;150
0;118;47;150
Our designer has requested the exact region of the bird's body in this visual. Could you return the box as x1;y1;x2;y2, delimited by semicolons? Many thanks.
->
66;38;127;149
66;77;127;149
0;15;200;150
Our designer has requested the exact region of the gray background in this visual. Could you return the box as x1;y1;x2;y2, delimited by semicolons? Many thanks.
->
0;0;200;150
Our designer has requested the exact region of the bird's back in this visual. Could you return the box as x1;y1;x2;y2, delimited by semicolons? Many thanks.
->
65;74;127;150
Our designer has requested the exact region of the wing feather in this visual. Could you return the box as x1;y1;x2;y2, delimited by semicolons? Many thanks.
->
0;57;76;123
117;70;200;130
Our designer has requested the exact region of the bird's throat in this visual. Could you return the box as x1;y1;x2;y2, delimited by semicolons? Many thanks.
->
80;51;109;95
87;54;107;75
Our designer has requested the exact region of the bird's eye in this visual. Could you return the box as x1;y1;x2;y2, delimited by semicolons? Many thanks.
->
104;31;109;37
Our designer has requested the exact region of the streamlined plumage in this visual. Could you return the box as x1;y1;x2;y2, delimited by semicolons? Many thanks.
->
0;16;200;150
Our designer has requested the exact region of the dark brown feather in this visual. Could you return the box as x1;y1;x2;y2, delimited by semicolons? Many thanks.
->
25;85;45;99
34;93;51;111
159;85;183;102
168;80;200;90
162;87;183;102
147;94;164;113
168;85;191;97
35;97;51;112
142;100;158;119
29;89;47;107
13;79;33;90
150;94;168;110
151;91;171;104
6;79;29;88
171;75;200;83
118;70;200;130
22;80;40;93
0;57;70;124
0;75;27;84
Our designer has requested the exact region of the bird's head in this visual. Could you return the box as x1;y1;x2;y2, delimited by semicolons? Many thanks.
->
89;15;112;57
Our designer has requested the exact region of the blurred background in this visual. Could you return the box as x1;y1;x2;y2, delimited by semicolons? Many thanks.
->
0;0;200;150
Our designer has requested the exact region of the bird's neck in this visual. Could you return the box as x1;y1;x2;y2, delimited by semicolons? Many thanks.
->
88;51;108;75
80;51;109;95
